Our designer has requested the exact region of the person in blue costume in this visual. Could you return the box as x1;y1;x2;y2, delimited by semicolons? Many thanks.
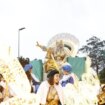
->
60;62;74;87
24;64;40;93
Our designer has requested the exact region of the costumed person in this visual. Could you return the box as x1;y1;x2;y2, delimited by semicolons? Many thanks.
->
60;62;74;87
53;40;66;62
36;41;59;72
37;69;64;105
18;56;40;82
36;40;67;72
24;64;40;93
48;40;67;70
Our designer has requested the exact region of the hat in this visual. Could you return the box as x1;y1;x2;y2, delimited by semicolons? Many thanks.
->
62;62;72;72
24;64;33;72
47;69;59;78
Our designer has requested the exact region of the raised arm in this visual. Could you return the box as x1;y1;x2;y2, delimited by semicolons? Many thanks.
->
36;41;47;51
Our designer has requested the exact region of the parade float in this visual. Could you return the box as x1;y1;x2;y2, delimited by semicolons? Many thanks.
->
0;33;101;105
36;33;100;105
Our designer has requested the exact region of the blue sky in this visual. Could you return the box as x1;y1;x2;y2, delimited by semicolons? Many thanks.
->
0;0;105;60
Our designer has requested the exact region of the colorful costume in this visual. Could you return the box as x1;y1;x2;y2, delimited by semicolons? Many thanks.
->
37;80;64;105
60;62;74;87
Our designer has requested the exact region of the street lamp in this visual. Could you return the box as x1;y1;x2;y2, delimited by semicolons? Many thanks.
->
18;27;26;57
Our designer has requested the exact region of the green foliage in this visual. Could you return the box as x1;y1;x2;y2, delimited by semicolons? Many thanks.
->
98;68;105;84
79;36;105;74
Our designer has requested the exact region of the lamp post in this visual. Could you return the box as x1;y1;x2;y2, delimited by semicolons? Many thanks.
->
18;27;25;57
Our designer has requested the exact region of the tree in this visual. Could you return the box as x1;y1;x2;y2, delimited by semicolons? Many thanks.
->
98;68;105;84
79;36;105;74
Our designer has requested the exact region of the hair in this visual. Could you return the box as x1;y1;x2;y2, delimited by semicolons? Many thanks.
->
48;76;54;85
47;70;59;85
25;70;33;93
25;70;32;82
48;76;59;85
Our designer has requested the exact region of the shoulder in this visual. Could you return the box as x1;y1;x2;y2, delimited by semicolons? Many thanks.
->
37;81;48;93
39;80;49;87
55;83;63;90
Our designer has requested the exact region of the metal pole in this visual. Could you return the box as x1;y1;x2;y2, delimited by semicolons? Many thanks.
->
18;27;25;57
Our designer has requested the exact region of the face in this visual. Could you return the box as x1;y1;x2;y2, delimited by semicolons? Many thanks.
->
53;74;60;84
63;70;69;75
29;69;32;73
56;41;63;49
